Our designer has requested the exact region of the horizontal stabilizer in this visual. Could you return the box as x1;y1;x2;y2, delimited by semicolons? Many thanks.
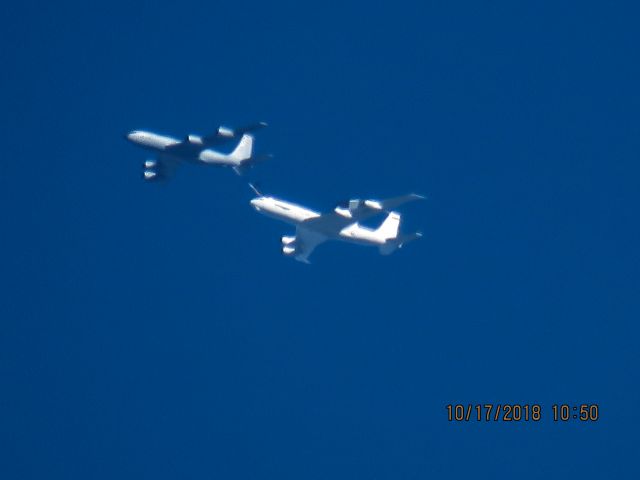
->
379;231;422;255
248;153;273;164
233;153;273;175
377;193;425;212
397;231;423;247
234;121;268;135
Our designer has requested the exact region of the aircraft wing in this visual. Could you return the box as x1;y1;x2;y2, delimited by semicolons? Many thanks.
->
162;144;187;157
293;226;327;263
302;193;424;234
301;211;355;234
371;193;425;211
232;121;268;136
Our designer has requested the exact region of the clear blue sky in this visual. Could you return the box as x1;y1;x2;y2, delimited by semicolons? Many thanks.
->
1;1;639;478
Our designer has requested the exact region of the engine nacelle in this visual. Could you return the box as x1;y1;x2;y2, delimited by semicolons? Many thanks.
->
143;170;157;180
364;199;383;210
218;126;234;138
144;159;157;168
281;235;296;245
334;199;363;218
187;134;203;145
334;206;352;218
282;245;296;256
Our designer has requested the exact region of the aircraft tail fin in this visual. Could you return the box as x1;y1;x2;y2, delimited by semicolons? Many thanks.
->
375;212;423;255
376;212;402;240
229;134;254;162
379;231;423;255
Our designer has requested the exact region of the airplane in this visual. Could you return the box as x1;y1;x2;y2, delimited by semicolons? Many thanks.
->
249;185;424;263
125;122;270;180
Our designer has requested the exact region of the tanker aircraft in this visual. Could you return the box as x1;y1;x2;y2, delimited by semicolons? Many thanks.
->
125;122;269;179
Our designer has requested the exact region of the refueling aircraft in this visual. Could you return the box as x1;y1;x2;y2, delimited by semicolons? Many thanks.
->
125;122;270;179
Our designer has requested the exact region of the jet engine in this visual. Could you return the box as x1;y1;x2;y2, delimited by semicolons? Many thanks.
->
364;199;383;210
144;159;157;168
187;134;204;145
217;126;234;138
281;235;296;245
143;170;157;180
282;245;296;256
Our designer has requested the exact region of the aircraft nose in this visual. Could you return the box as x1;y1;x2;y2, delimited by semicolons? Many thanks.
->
125;131;140;142
250;198;261;210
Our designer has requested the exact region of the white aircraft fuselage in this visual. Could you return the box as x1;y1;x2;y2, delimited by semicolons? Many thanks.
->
126;130;245;165
250;191;423;262
250;196;319;224
250;195;402;248
126;130;179;151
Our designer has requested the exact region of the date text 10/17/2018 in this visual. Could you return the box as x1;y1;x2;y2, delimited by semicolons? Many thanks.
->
446;404;599;422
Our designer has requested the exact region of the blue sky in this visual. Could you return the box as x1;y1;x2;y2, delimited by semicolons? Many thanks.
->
1;1;639;478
